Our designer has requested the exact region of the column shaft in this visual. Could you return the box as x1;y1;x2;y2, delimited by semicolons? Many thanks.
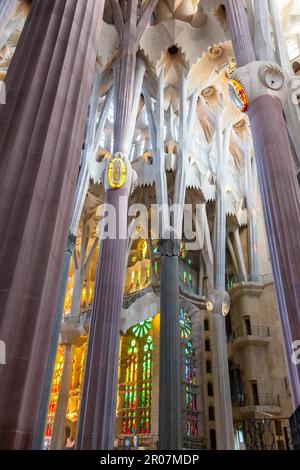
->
213;193;234;449
249;96;300;406
225;0;300;407
159;239;182;450
33;236;74;449
77;188;129;450
233;228;248;282
0;0;18;39
0;0;104;449
50;344;73;450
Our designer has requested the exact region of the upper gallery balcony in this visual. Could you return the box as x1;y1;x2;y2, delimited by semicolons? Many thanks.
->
230;323;271;348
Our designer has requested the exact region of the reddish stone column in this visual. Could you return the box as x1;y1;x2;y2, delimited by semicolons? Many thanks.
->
0;0;104;449
77;188;129;450
225;0;300;408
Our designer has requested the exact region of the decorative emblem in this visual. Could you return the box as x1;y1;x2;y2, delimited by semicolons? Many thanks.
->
258;63;284;90
107;156;127;189
228;79;248;113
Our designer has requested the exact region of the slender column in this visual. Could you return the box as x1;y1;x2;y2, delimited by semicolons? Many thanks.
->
270;0;300;169
211;115;234;449
198;254;204;296
33;235;75;449
77;188;129;450
225;0;300;408
256;0;300;169
227;236;240;278
233;228;248;282
50;344;74;450
145;67;183;449
253;0;275;62
159;239;182;450
0;0;18;40
249;96;300;406
69;219;88;321
244;142;259;281
77;1;157;450
0;0;104;449
212;200;234;449
225;0;256;67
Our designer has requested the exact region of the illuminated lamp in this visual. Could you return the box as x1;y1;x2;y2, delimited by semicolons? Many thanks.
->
107;156;127;189
228;79;248;113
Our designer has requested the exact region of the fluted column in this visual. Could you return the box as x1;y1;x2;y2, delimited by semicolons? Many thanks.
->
0;0;18;40
233;228;248;282
212;190;234;450
225;0;300;408
77;1;157;450
33;234;75;449
77;188;129;450
0;0;104;450
159;239;182;450
50;344;74;450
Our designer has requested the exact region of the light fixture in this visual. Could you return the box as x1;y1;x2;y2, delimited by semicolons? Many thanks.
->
228;79;248;113
206;300;214;312
205;290;230;316
107;155;127;189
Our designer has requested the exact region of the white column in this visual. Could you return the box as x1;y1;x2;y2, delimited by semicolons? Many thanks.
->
227;236;240;278
268;0;300;168
253;0;276;61
0;0;18;44
233;227;248;282
211;117;234;450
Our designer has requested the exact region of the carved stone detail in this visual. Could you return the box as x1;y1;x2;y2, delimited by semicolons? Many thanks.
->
230;61;290;106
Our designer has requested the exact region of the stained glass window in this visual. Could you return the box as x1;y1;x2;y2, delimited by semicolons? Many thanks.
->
179;310;199;438
122;340;138;434
132;319;152;338
45;346;65;439
140;335;153;434
179;309;192;339
119;326;154;436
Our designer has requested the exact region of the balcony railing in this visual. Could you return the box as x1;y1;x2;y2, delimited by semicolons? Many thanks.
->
122;286;153;309
234;419;293;450
232;324;270;339
233;392;280;408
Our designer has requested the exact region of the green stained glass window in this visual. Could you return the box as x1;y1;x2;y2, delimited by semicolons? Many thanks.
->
132;319;152;338
179;309;192;339
121;325;154;436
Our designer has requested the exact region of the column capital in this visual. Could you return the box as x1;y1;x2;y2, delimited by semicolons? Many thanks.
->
229;61;290;109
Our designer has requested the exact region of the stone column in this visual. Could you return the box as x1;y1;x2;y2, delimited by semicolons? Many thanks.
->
209;112;234;450
0;0;104;450
225;0;300;408
227;236;240;278
77;1;157;450
76;188;129;450
33;234;75;449
212;205;235;449
50;344;74;450
159;239;182;450
233;228;248;282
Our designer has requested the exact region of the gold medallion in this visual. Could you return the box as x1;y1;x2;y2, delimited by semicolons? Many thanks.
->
107;156;127;189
